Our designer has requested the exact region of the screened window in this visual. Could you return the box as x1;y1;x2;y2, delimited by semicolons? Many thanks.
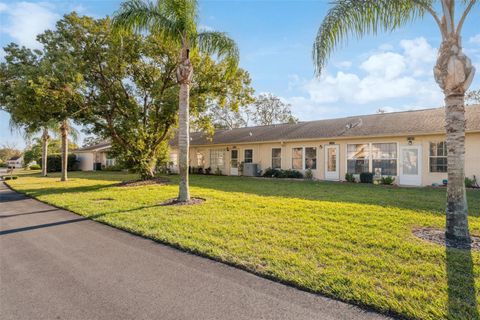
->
244;149;253;163
106;158;116;167
272;148;281;169
347;144;369;174
210;149;225;171
430;141;447;172
305;147;317;170
372;143;397;175
292;148;303;170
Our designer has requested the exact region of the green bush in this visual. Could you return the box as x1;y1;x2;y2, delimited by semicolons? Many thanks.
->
360;172;374;183
46;154;79;172
29;164;41;170
465;176;477;188
304;169;314;180
103;164;124;171
214;167;223;176
3;176;18;180
381;176;395;185
262;168;303;179
345;173;355;182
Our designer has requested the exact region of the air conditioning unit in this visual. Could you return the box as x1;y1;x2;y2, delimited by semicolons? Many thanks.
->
243;163;258;177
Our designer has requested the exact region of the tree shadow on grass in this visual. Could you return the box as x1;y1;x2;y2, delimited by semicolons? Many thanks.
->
446;246;479;319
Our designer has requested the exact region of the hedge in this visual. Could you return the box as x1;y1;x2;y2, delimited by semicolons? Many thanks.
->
46;154;79;172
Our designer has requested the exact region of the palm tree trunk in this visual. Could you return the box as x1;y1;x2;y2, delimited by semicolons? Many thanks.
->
41;127;49;177
434;34;475;247
60;120;69;182
445;95;470;245
176;46;193;202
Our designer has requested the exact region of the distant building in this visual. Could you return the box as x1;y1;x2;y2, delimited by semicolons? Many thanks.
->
7;156;23;169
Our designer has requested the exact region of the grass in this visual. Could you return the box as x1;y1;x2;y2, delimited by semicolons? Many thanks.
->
5;171;480;320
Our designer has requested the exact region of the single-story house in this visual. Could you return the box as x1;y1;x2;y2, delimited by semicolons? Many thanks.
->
6;155;23;169
74;140;116;171
75;105;480;186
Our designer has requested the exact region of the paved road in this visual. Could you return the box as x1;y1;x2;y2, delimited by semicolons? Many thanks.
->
0;183;391;320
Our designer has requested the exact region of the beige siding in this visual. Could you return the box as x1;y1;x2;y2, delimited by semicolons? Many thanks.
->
186;132;480;186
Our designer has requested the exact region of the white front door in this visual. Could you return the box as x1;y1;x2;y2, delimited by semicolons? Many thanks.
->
230;149;238;176
324;145;339;180
399;145;422;186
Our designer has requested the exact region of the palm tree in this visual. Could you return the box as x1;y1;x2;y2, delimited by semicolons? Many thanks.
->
113;0;239;202
314;0;476;247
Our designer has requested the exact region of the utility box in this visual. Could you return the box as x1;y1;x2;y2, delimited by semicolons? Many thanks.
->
243;163;258;176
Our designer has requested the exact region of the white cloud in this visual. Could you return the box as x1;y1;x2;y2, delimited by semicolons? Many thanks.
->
469;34;480;45
334;60;352;69
0;3;7;12
0;2;59;49
284;37;445;120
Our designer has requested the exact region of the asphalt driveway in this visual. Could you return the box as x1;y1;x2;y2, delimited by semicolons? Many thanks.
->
0;182;390;320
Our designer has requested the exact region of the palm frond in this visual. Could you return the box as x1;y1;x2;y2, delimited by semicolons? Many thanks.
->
196;31;239;67
112;0;181;40
313;0;430;75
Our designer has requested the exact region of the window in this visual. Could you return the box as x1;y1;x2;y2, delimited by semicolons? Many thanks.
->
292;148;303;170
430;141;447;172
272;148;281;169
210;149;225;171
372;143;397;175
196;152;205;166
244;149;253;163
305;147;317;170
347;144;369;174
106;158;116;167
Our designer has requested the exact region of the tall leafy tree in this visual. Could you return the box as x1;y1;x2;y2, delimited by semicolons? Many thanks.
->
313;0;476;247
251;93;298;126
0;45;59;176
113;0;240;202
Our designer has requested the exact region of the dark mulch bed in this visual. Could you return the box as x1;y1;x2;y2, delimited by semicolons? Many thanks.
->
413;227;480;250
117;177;170;187
159;197;205;206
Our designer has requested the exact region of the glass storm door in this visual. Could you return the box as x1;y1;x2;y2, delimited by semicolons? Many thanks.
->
324;145;340;180
399;146;422;186
230;149;238;176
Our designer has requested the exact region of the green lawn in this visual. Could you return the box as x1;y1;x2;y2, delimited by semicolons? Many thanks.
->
6;171;480;320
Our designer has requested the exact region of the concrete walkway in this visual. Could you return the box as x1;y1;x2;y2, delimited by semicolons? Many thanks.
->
0;182;391;320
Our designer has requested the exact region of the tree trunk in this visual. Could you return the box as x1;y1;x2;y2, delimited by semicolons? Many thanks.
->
176;45;193;202
444;95;470;244
60;120;69;182
41;127;49;177
434;35;475;247
139;157;157;180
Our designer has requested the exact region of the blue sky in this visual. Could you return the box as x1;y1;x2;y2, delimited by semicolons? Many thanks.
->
1;0;479;149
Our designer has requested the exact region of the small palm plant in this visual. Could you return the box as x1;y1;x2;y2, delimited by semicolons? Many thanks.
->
314;0;476;248
113;0;239;202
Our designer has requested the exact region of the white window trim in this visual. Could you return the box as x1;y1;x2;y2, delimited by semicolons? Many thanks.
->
291;146;318;171
344;142;399;176
429;141;448;173
271;147;282;169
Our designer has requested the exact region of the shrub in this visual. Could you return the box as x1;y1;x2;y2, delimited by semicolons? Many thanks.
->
3;176;18;180
29;164;41;170
381;176;395;185
103;164;124;171
214;167;222;175
304;169;314;180
262;168;303;179
345;173;355;182
205;167;212;175
360;172;374;183
465;176;476;188
46;154;78;172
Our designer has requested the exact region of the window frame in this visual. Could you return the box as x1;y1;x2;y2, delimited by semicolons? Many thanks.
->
271;148;282;169
244;149;253;163
346;143;370;174
291;147;303;170
429;141;448;173
371;142;398;176
305;147;317;170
